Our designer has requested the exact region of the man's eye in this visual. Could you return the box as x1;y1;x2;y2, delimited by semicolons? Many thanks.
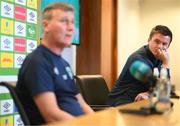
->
154;39;160;44
163;43;168;46
60;19;68;23
59;18;74;24
71;20;74;24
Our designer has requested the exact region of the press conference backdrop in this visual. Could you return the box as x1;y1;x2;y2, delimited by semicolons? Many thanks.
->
0;0;78;82
0;0;39;81
0;85;24;126
40;0;80;45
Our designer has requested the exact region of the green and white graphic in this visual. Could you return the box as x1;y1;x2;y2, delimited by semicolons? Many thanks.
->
27;23;37;40
0;0;39;78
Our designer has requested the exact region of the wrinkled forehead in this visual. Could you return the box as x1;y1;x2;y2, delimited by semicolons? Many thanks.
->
43;8;74;21
53;9;74;15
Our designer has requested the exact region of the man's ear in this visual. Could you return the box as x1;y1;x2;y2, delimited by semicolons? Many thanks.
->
42;20;49;33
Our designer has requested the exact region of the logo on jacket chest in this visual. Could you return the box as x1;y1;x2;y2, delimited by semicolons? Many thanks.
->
53;66;73;80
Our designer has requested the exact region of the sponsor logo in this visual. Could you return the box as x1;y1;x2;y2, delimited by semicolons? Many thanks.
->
27;24;37;39
2;58;12;63
1;2;14;18
3;102;11;112
17;56;24;64
4;5;11;13
14;38;26;52
15;21;26;37
14;114;24;126
14;54;26;68
0;99;13;115
5;118;8;125
62;74;68;80
0;116;13;126
3;39;11;46
28;27;35;34
17;24;24;31
0;53;13;68
1;36;14;51
17;118;21;123
27;9;37;24
27;0;37;9
66;67;73;79
29;12;35;19
15;0;26;6
27;40;37;53
15;6;26;21
54;67;59;75
28;41;35;48
1;18;14;35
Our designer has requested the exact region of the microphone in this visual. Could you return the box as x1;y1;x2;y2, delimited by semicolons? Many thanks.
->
129;60;157;87
128;60;174;114
130;60;172;100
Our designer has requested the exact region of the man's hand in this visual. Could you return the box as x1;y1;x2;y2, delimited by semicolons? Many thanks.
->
156;49;170;68
34;92;75;123
134;92;149;102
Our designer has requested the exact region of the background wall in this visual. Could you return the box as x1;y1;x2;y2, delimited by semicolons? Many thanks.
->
118;0;141;74
118;0;180;89
62;46;76;74
76;0;117;89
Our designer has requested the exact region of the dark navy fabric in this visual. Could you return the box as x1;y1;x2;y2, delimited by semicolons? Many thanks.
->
16;45;84;125
107;45;170;106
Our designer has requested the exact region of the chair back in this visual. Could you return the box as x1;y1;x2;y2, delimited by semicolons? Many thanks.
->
0;82;30;125
75;75;109;106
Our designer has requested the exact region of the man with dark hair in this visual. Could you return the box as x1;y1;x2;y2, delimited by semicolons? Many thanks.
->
107;25;172;106
16;3;93;125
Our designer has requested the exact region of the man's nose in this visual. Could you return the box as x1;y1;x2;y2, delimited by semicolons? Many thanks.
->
157;43;163;49
67;22;74;31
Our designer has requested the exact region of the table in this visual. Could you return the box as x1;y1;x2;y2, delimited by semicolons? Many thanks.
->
48;92;180;126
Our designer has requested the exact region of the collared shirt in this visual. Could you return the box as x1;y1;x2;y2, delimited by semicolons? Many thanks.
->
107;45;170;106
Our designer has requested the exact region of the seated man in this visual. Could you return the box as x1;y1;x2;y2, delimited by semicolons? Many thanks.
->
15;3;94;125
107;25;172;106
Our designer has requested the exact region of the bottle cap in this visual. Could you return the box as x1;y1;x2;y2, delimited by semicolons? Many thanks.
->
153;67;159;77
160;68;167;79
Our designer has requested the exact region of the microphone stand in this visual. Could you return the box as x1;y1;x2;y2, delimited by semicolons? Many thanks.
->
139;87;165;115
120;79;179;116
140;76;176;115
120;64;180;115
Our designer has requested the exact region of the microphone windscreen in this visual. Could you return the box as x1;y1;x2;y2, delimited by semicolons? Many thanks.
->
130;60;152;82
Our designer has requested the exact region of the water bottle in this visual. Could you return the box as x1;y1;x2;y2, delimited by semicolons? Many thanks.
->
156;68;171;112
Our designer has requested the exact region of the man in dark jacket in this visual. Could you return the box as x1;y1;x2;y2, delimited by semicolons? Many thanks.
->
107;25;172;106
